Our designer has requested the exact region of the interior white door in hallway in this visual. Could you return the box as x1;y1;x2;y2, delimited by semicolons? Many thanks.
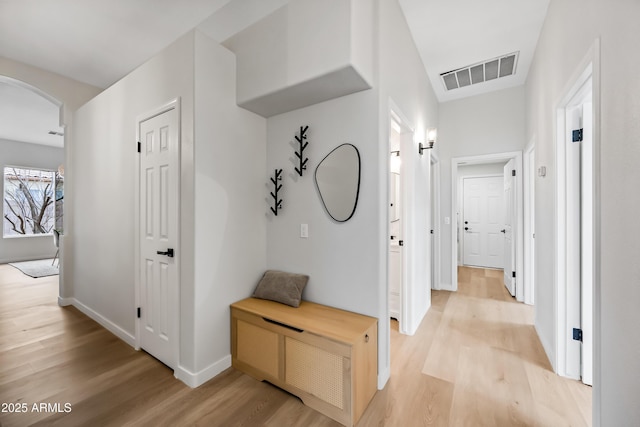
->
138;104;179;369
462;176;504;269
503;160;516;296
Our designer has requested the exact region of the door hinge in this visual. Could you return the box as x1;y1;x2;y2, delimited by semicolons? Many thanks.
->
573;328;583;342
137;141;141;153
137;307;141;318
572;128;583;142
430;229;434;234
512;271;516;278
511;169;516;177
399;240;404;246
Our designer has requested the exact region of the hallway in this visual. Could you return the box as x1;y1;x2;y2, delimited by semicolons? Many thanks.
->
359;266;591;426
0;264;590;426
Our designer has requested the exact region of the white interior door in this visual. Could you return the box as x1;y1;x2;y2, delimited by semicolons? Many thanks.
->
139;106;179;369
503;160;516;295
463;176;504;268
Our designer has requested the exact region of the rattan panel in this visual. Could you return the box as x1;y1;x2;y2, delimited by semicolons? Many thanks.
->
285;337;344;409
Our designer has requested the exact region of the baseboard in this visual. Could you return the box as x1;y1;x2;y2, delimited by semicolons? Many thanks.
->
175;355;232;388
377;365;390;390
58;296;74;306
70;298;136;348
438;282;454;291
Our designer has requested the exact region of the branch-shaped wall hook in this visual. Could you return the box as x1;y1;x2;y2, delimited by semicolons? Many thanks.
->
294;125;309;177
270;168;283;216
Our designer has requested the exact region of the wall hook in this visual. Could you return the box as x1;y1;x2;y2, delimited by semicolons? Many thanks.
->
270;168;283;216
294;125;309;177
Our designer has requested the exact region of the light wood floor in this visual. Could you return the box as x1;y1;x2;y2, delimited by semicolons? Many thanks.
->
0;264;590;426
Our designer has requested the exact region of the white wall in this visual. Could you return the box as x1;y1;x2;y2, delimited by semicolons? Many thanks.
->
438;86;525;289
0;139;63;263
378;0;439;344
71;30;196;361
223;0;373;117
191;31;267;383
526;0;640;423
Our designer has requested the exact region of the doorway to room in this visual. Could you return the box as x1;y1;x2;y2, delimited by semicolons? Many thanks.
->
0;76;64;297
451;151;524;300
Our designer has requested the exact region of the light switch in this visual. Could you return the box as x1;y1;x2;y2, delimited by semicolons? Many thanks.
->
300;224;308;238
444;217;450;225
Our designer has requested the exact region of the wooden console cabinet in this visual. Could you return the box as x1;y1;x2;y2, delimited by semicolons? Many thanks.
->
231;297;378;426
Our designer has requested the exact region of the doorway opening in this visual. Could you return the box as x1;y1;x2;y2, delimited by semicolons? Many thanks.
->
0;76;65;300
451;151;524;300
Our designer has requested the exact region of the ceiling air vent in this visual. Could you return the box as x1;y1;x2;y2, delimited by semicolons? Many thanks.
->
440;52;519;91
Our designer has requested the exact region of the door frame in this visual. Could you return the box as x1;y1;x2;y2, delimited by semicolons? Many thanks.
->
554;48;600;388
451;151;523;297
430;152;441;290
134;98;181;368
388;101;412;335
523;139;535;305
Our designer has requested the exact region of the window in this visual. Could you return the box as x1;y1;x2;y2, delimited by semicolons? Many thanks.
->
3;167;55;237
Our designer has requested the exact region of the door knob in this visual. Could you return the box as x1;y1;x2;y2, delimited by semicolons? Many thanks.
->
500;229;506;233
464;221;468;224
157;248;174;258
464;227;469;231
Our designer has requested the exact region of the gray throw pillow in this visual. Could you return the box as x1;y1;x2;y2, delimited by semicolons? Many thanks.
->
252;270;309;307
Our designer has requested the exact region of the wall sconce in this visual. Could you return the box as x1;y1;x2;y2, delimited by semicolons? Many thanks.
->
418;128;437;155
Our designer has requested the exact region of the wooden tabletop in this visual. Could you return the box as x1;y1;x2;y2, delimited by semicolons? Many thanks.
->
231;297;377;344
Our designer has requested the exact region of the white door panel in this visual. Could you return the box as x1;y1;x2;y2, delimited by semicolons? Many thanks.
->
463;176;504;269
139;106;179;369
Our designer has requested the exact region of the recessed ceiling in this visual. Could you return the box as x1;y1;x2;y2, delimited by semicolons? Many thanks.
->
398;0;550;102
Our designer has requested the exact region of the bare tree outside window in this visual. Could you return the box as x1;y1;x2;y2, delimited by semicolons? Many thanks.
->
3;167;55;236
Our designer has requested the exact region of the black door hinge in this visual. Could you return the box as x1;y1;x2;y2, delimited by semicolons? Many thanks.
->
572;129;583;142
573;328;583;342
512;271;516;278
137;307;141;318
137;141;141;153
511;169;516;177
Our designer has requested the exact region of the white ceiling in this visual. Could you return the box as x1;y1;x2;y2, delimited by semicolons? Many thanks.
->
0;0;550;146
398;0;550;102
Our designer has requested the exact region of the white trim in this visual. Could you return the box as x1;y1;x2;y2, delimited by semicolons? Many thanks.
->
57;296;73;306
553;39;600;406
175;355;232;388
134;98;182;368
387;99;414;337
377;365;391;390
430;152;441;290
523;139;536;305
451;151;523;296
69;298;136;347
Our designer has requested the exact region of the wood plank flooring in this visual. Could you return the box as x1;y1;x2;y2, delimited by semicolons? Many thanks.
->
0;264;590;426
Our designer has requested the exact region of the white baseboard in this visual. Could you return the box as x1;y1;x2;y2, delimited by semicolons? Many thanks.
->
69;298;136;348
58;296;74;306
438;282;454;291
175;355;232;388
378;365;390;390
